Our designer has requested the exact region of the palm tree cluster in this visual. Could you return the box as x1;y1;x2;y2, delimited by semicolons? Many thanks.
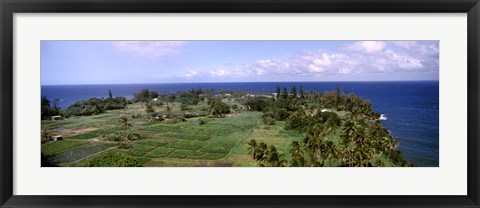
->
103;116;141;142
338;115;407;167
247;139;286;167
246;84;411;167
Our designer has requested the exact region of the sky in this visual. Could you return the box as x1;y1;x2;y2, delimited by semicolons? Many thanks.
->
41;40;439;85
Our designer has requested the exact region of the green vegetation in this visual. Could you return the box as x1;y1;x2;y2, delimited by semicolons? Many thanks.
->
245;85;410;167
41;86;411;167
41;139;89;156
62;97;128;117
132;89;159;103
41;96;60;119
86;151;148;167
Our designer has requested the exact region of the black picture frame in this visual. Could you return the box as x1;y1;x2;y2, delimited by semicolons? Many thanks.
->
1;0;479;207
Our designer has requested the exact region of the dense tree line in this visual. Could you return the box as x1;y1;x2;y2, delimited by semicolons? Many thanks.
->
62;97;128;117
41;90;129;119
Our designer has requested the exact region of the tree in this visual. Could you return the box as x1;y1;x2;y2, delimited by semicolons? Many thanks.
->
149;91;159;100
335;84;342;109
322;141;337;166
119;116;132;131
165;103;172;118
108;89;113;99
244;97;271;111
282;87;288;99
168;95;176;103
41;129;51;143
41;96;52;119
291;85;297;99
115;116;142;142
264;145;286;167
276;84;281;99
210;100;230;117
299;85;304;99
145;102;156;121
132;89;159;103
340;119;356;167
290;141;306;167
247;139;259;166
41;96;60;119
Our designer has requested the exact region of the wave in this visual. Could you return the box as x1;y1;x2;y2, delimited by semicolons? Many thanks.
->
379;114;387;120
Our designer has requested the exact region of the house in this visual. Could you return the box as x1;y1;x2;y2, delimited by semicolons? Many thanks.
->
51;115;62;121
51;135;63;141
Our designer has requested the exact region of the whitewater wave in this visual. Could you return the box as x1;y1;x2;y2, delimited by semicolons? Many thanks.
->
379;114;387;120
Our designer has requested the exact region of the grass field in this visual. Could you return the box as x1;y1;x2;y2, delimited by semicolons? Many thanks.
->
41;101;304;167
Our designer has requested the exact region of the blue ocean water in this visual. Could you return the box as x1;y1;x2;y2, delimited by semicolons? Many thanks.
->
41;81;439;167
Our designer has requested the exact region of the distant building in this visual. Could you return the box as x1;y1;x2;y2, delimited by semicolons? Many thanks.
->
51;135;63;141
51;115;62;121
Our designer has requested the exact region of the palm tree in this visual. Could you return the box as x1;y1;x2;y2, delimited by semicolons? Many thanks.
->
298;106;307;133
265;145;286;167
119;116;132;131
303;125;326;166
340;119;356;167
321;141;337;166
299;85;304;99
289;141;305;167
165;104;172;118
118;116;132;142
247;139;259;166
257;142;268;162
276;84;281;100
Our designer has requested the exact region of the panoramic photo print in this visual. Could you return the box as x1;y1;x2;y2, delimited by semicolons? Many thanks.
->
41;40;439;167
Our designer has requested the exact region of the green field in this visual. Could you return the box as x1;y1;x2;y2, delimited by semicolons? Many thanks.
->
41;102;303;167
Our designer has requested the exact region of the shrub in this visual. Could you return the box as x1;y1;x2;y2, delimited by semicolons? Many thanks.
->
180;103;190;111
103;133;124;142
211;101;230;116
262;116;275;125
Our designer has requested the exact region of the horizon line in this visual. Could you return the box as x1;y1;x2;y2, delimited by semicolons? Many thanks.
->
41;80;439;86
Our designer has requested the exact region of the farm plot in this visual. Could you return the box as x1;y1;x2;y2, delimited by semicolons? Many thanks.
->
42;108;299;167
41;139;89;156
48;142;117;164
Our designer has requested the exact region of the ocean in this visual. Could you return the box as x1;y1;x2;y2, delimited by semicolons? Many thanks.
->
41;81;439;167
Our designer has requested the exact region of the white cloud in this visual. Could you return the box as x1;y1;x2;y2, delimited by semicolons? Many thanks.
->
210;67;253;78
308;64;324;72
112;41;185;57
205;41;438;80
346;41;386;53
185;70;200;78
